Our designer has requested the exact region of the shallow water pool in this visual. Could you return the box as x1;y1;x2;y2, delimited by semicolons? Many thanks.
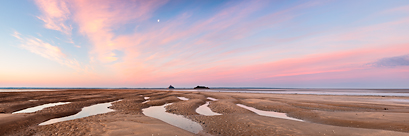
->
13;102;70;114
196;102;221;116
207;97;218;101
382;99;409;103
39;101;118;125
142;103;203;134
177;97;189;101
237;104;303;122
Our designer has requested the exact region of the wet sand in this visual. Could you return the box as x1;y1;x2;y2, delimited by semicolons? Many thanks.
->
0;89;409;136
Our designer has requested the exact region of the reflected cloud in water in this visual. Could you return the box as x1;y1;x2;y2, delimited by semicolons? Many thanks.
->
237;104;303;122
196;102;221;116
39;101;117;125
13;102;70;114
142;103;203;134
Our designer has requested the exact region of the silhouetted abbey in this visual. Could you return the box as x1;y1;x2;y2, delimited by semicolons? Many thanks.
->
194;86;209;89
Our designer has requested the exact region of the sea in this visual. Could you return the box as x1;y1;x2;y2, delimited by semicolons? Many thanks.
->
1;87;409;97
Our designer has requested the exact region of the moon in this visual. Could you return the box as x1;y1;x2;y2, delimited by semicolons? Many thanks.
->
157;19;160;22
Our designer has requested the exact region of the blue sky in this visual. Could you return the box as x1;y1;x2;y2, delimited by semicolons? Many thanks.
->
1;0;409;88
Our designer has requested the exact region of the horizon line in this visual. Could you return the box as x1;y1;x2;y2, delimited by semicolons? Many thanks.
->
1;87;409;90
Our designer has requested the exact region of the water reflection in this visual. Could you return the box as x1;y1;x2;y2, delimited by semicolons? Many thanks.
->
142;103;203;134
0;89;57;92
178;97;189;100
13;102;70;114
237;104;303;122
207;97;218;101
171;89;409;97
196;102;221;116
382;99;409;103
39;101;117;125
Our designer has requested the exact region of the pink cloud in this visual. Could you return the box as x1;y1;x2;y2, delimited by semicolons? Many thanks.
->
69;0;167;63
104;1;409;86
134;43;409;86
34;0;72;35
28;0;409;87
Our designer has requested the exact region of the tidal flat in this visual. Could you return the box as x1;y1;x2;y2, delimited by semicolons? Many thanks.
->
1;89;409;136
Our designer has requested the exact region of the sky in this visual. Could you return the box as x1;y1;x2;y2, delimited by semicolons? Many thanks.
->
1;0;409;88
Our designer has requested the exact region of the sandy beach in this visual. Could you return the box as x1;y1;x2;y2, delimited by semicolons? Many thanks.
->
1;89;409;136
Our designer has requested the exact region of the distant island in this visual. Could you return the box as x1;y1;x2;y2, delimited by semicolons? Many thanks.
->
168;85;175;89
194;86;209;89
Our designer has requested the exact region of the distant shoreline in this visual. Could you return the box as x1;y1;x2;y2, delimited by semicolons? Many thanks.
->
1;87;409;89
1;88;409;97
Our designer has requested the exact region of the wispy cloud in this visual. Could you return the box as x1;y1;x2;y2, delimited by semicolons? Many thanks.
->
28;0;409;87
12;31;82;71
68;0;167;63
382;4;409;14
34;0;72;35
370;55;409;67
12;31;22;40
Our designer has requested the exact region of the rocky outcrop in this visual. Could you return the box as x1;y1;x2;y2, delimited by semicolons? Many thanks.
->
168;85;175;89
194;86;209;89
